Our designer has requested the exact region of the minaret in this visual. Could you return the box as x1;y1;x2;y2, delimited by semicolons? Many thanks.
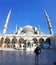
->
2;9;11;34
15;24;17;33
44;10;53;34
38;25;40;34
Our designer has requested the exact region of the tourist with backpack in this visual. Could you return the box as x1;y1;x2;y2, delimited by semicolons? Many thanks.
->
34;45;41;61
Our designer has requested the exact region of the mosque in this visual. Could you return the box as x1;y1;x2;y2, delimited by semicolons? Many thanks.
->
0;10;56;51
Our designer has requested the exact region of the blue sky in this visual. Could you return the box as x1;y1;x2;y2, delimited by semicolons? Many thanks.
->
0;0;56;34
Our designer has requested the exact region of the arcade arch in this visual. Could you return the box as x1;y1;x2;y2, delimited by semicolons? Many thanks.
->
5;37;10;48
32;38;38;44
12;37;17;43
39;38;44;47
19;38;25;43
5;37;10;44
46;38;51;48
0;37;4;47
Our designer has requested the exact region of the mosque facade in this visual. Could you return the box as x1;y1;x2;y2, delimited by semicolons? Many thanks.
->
0;10;56;50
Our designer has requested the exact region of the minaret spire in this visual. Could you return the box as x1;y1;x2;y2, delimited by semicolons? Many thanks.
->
2;9;11;34
38;25;40;34
44;10;53;34
15;24;17;32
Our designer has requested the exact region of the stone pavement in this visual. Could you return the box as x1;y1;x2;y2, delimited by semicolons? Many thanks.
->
0;49;56;65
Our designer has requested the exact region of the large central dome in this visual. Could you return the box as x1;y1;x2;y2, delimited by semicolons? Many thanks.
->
17;25;44;34
24;25;33;29
22;25;34;33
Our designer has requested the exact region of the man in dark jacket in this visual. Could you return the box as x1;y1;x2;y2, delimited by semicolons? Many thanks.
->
34;46;41;60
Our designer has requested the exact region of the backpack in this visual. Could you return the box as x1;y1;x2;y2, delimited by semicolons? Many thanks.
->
34;46;41;55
